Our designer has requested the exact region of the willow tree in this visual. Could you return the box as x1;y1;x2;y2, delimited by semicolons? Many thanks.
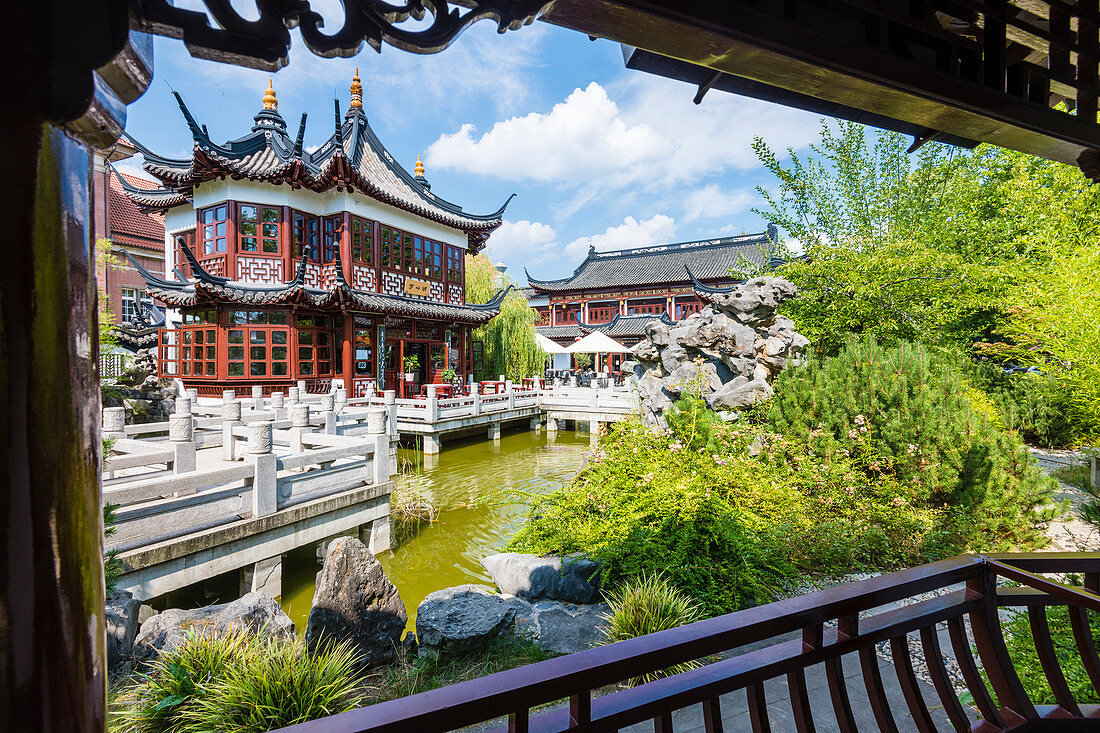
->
465;253;545;381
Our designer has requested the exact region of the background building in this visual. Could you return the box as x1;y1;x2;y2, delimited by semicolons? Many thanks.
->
526;228;779;371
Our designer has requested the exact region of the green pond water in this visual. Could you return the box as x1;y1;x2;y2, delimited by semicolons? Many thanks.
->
279;427;593;632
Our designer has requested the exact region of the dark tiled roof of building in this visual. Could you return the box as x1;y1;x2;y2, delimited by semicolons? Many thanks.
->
526;230;778;293
118;90;511;250
124;250;506;325
108;172;165;251
579;312;676;337
535;324;582;340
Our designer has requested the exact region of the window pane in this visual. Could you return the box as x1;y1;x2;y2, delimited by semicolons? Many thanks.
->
317;332;330;345
240;220;256;236
240;205;257;222
272;346;287;360
205;362;216;376
194;330;204;344
182;362;191;375
250;330;266;344
216;222;226;237
298;346;312;360
216;238;226;252
262;222;278;237
299;331;313;345
250;346;266;360
206;346;216;360
316;316;329;327
262;207;278;223
272;330;287;343
241;237;257;251
299;362;314;375
263;238;278;253
228;362;244;376
204;209;214;224
228;346;244;360
182;331;192;344
250;362;267;376
272;362;288;376
228;329;244;343
182;347;191;361
269;312;287;326
248;311;267;324
216;205;227;219
297;316;314;327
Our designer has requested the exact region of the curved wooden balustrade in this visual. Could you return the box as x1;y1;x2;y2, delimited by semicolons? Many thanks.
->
280;553;1100;732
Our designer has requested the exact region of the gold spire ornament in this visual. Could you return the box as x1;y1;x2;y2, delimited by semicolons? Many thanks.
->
263;79;278;110
350;68;363;109
414;154;425;177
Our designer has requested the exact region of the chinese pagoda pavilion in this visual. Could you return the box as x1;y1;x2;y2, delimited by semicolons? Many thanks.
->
116;74;511;398
527;228;779;370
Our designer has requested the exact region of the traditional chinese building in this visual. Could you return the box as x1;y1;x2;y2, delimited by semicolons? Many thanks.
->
527;229;779;371
116;75;510;397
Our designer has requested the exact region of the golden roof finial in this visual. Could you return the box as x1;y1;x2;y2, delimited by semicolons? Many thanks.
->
414;154;425;178
350;67;363;109
263;79;278;110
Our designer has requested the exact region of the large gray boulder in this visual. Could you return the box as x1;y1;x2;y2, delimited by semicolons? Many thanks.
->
522;601;610;655
106;590;142;672
133;591;294;664
305;536;406;667
481;553;602;604
416;585;520;656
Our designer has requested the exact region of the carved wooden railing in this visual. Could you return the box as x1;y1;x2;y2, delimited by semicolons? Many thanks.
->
281;554;1100;732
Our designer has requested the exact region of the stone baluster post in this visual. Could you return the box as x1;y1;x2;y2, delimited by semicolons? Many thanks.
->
290;403;310;454
270;391;285;421
287;386;300;406
297;380;306;394
102;407;126;440
175;396;191;416
426;385;439;423
383;390;397;436
169;412;196;474
251;385;264;412
366;407;392;552
320;393;337;434
507;382;515;410
248;422;277;517
222;389;236;405
473;388;482;416
222;399;242;461
335;387;347;414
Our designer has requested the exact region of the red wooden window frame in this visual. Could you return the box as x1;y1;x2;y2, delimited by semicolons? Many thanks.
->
350;216;373;265
158;329;180;378
237;203;281;255
380;223;445;281
446;246;463;285
174;229;196;277
675;298;703;319
291;211;320;261
199;203;229;254
558;304;581;324
180;309;219;378
322;215;342;263
587;302;619;323
226;310;291;379
628;299;667;315
295;313;337;377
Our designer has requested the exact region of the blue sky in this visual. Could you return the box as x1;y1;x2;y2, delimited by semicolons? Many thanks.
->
120;11;825;283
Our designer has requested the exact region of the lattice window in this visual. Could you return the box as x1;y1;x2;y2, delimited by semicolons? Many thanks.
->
200;203;228;254
446;246;463;284
351;216;373;264
227;310;290;378
120;288;150;323
239;203;280;253
292;211;320;261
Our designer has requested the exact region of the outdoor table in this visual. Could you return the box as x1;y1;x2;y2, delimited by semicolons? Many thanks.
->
522;377;541;390
480;380;505;394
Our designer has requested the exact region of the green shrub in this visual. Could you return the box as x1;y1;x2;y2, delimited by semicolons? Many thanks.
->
600;574;703;686
104;502;123;595
998;606;1100;705
766;335;1060;550
113;630;363;733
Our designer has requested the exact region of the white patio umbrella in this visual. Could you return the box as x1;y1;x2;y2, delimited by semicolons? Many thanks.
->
534;332;568;354
566;331;629;353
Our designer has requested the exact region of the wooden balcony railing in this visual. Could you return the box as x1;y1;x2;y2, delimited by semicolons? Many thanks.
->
280;553;1100;732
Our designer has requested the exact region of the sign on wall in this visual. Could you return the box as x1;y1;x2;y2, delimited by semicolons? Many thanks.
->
404;278;430;298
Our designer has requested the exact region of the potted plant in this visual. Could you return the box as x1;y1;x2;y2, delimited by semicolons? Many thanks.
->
403;354;419;382
441;367;458;386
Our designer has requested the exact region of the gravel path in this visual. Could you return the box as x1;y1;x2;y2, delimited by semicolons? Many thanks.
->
1030;448;1099;551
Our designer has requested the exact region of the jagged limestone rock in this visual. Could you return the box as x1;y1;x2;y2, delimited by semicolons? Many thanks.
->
628;277;806;426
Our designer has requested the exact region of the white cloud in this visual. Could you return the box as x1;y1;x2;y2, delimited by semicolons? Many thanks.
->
426;82;672;183
425;76;821;197
563;214;675;261
682;185;755;222
485;219;560;267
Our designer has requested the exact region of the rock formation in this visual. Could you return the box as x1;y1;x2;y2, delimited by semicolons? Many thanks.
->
106;590;142;675
626;276;808;427
102;348;179;423
480;553;601;604
132;591;295;664
305;536;406;667
416;585;521;657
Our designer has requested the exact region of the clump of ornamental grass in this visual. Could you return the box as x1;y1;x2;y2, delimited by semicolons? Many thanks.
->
600;574;704;686
390;479;439;548
112;629;364;733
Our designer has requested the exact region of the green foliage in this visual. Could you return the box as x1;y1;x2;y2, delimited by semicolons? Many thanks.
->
402;354;419;372
513;337;1060;617
104;501;123;595
572;352;592;370
360;636;548;705
112;630;363;733
600;574;703;686
998;607;1100;705
464;254;545;381
766;335;1060;549
97;238;123;355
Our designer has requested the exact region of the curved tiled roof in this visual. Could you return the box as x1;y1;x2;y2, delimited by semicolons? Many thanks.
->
119;93;511;247
579;312;676;337
526;231;776;294
108;172;166;250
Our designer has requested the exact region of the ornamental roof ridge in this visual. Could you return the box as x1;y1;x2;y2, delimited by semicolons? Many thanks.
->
120;90;514;243
585;231;771;260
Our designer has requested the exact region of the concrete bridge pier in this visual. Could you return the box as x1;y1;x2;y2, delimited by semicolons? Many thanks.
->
575;419;589;435
530;416;541;432
547;417;558;432
423;433;442;454
360;518;392;554
240;555;282;599
488;422;501;441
